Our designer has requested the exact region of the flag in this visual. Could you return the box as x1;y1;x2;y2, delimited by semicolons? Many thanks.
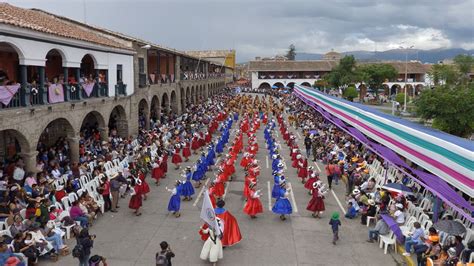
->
200;189;221;236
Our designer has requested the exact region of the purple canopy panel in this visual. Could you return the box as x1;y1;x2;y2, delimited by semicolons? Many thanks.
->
412;169;473;213
369;142;410;169
347;126;370;144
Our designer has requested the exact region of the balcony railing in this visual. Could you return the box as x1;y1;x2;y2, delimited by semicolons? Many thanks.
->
115;83;127;96
1;82;124;110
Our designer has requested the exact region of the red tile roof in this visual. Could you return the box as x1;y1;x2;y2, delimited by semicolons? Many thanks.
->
0;3;131;50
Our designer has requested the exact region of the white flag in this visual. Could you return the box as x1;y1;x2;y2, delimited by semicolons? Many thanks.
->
200;190;221;236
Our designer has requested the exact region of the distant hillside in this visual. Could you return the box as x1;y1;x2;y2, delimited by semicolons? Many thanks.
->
295;48;474;63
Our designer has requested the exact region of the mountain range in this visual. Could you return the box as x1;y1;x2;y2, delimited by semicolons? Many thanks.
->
295;48;474;63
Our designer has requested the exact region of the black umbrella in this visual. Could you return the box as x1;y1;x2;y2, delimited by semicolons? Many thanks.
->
434;220;466;236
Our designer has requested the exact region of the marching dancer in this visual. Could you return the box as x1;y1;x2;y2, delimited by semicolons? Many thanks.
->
214;200;242;247
182;139;191;162
151;157;164;186
171;143;183;170
272;180;293;220
306;181;327;218
243;182;263;218
128;178;143;216
200;218;224;265
180;166;195;201
166;181;182;218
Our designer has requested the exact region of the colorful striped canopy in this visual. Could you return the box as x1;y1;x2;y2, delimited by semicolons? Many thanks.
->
294;85;474;197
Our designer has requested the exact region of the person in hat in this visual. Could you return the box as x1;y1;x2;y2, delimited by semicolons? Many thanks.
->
171;144;183;170
243;182;263;218
214;200;242;247
180;167;195;201
306;181;326;218
393;203;405;226
272;181;293;221
151;157;164;186
128;178;143;216
329;212;341;245
166;181;182;218
182;140;191;162
360;199;377;225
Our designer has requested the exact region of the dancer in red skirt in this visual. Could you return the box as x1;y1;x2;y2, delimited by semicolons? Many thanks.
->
161;153;168;177
151;157;164;186
191;133;200;154
137;169;150;200
171;144;183;169
182;140;191;162
306;181;327;218
129;178;143;216
243;182;263;218
297;157;308;184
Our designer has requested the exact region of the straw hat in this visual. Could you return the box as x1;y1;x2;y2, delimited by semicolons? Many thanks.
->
368;199;375;206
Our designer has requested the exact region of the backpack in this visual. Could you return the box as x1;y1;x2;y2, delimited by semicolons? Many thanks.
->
156;251;168;266
72;243;85;258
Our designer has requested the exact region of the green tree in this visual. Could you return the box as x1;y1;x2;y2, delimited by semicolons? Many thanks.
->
286;44;296;60
357;63;398;95
415;54;474;137
428;64;458;86
415;84;474;137
326;55;358;88
453;54;474;84
395;93;406;106
343;86;358;101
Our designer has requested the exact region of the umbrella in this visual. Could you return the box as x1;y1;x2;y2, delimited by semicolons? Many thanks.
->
381;214;405;243
309;130;318;135
271;85;279;89
382;183;413;196
434;220;466;236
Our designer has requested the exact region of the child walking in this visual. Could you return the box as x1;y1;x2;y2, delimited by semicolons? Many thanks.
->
329;211;341;245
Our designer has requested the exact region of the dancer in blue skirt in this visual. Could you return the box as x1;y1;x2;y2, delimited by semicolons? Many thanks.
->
180;166;195;201
272;170;285;199
272;181;293;220
167;180;182;217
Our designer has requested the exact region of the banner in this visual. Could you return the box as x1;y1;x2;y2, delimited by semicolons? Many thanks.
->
0;84;20;105
200;190;221;236
82;81;95;97
48;83;64;103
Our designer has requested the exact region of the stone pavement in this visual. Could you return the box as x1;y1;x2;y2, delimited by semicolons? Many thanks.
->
42;104;405;266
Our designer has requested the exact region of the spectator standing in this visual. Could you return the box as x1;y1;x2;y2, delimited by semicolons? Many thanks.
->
74;228;95;266
304;135;312;158
156;241;175;266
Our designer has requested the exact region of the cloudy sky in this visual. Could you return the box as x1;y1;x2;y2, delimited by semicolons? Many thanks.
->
6;0;474;62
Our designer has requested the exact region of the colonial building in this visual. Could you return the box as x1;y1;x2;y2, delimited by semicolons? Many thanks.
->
0;3;227;173
250;49;433;97
249;60;337;89
185;49;236;84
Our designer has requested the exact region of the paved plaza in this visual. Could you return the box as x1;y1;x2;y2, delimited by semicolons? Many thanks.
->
41;104;405;266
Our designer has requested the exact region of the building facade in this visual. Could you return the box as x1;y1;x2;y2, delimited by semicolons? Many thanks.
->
0;3;227;173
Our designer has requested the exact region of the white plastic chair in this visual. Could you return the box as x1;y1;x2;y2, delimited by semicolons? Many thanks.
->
58;211;78;239
19;209;27;219
61;197;71;211
463;228;473;246
379;231;397;254
0;221;5;230
68;192;79;204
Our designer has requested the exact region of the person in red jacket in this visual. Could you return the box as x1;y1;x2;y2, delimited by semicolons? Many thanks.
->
243;182;263;218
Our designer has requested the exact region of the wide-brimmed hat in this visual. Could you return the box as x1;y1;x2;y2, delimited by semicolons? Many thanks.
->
395;203;404;209
352;189;360;195
368;199;375;206
331;212;340;220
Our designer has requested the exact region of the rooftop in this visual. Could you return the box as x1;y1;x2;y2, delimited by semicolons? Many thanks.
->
249;60;337;72
0;3;131;50
186;49;235;58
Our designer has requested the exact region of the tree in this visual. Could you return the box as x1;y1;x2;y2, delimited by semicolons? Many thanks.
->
357;63;398;95
395;93;406;106
326;55;358;88
415;54;474;137
428;64;458;86
343;86;358;101
286;44;296;60
453;54;474;84
415;84;474;137
314;79;328;90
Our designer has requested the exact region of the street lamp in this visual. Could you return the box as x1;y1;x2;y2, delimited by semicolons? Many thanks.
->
399;44;414;113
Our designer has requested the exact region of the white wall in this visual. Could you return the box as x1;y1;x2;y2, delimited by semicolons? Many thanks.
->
0;34;134;96
251;71;317;89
